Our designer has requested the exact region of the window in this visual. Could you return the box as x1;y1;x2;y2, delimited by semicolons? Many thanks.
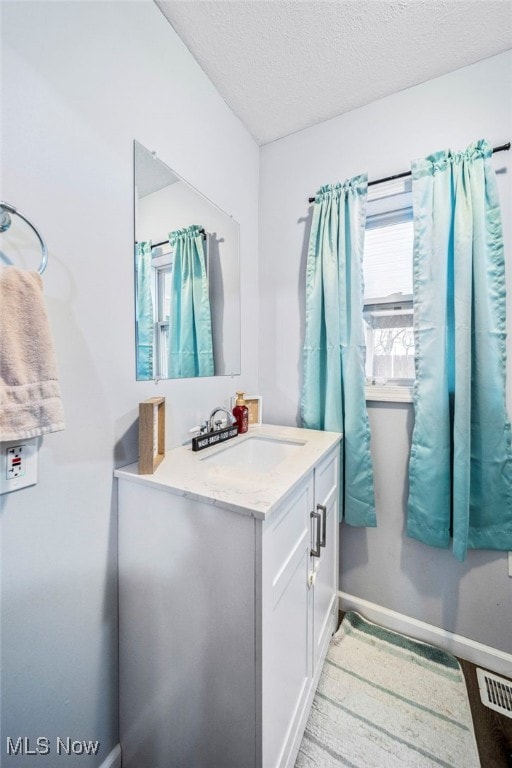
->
151;246;173;379
363;179;414;401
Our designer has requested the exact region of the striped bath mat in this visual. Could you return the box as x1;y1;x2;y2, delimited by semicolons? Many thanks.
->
296;611;480;767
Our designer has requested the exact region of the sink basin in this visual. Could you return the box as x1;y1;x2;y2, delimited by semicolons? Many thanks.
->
200;435;305;472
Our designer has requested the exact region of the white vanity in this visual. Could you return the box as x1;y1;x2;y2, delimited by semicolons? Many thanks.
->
115;423;341;768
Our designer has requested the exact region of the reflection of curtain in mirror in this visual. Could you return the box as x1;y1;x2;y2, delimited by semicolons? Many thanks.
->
168;225;214;378
135;241;153;379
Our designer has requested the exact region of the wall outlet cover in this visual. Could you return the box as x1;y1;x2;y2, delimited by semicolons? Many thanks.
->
0;438;38;494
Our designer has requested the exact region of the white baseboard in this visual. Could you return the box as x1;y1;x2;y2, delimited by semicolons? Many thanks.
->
339;591;512;677
99;744;121;768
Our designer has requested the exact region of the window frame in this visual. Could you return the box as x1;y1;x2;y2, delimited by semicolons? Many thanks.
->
363;179;415;403
151;247;173;381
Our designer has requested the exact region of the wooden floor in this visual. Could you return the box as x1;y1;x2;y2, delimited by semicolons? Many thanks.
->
337;612;512;766
459;659;512;768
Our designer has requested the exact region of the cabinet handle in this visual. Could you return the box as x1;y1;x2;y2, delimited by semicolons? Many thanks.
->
310;510;321;557
318;503;327;547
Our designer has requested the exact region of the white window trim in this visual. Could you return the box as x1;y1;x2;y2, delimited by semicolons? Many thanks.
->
152;245;173;380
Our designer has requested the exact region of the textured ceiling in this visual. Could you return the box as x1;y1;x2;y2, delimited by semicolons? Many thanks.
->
156;0;512;145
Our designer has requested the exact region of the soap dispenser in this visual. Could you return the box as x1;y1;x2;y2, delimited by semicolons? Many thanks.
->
233;391;249;434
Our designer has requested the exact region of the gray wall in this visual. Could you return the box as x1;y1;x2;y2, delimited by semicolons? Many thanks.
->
1;2;259;764
259;50;512;654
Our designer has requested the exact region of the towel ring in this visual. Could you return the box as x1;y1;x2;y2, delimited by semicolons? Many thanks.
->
0;201;48;275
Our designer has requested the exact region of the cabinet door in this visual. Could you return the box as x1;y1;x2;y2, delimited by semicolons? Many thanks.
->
311;448;339;675
262;475;313;768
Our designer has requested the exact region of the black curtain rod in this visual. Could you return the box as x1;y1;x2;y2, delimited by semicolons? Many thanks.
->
151;240;171;249
307;142;511;204
151;229;207;249
134;228;207;249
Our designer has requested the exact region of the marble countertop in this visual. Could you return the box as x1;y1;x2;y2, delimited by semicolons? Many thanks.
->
114;423;342;520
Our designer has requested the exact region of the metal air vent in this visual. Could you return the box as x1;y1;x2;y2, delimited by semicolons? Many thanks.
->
476;668;512;719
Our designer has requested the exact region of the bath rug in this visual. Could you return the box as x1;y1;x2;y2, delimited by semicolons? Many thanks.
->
295;611;480;767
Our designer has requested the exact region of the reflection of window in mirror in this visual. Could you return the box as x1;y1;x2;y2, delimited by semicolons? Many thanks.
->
133;140;241;381
149;240;210;380
153;246;172;378
136;229;212;380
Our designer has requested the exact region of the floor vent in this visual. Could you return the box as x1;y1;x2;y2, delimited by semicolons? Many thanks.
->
476;668;512;719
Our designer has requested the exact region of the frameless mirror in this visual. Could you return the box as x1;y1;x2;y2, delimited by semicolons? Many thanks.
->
134;140;241;380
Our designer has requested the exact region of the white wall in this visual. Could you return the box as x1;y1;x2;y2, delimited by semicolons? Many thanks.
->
0;1;258;764
259;50;512;653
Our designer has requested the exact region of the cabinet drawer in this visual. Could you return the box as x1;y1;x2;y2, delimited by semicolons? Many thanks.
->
264;473;313;581
315;447;339;508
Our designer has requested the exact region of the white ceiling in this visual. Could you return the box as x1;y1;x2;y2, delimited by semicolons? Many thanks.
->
156;0;512;145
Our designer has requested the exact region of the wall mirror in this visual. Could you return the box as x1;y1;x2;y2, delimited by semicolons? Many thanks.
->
134;140;241;380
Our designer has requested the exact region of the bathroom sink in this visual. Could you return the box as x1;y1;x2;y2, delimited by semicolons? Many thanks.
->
200;435;305;472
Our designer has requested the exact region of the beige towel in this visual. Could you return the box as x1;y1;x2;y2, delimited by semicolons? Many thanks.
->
0;266;65;440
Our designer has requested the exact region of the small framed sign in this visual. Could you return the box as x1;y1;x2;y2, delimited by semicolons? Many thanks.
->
231;395;262;426
139;396;165;474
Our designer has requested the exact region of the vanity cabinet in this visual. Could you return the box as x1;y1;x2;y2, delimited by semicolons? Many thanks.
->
261;448;339;768
116;425;340;768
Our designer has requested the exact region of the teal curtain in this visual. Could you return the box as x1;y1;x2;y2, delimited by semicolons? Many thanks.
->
168;225;214;378
407;139;512;561
302;175;376;526
135;241;153;379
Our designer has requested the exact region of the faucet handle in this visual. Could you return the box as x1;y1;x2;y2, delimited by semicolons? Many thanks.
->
189;420;209;436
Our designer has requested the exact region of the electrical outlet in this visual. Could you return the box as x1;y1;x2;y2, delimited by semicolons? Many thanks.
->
7;445;26;478
0;438;38;494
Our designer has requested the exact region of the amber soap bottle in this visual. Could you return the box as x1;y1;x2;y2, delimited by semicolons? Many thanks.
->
233;391;249;434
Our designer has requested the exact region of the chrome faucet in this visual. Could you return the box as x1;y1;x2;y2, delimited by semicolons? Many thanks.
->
208;406;235;432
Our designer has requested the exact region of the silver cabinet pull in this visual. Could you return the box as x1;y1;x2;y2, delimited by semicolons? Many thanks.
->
318;503;327;547
310;510;321;557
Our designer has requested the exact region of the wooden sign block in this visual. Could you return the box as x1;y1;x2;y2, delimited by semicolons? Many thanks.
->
139;397;165;474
